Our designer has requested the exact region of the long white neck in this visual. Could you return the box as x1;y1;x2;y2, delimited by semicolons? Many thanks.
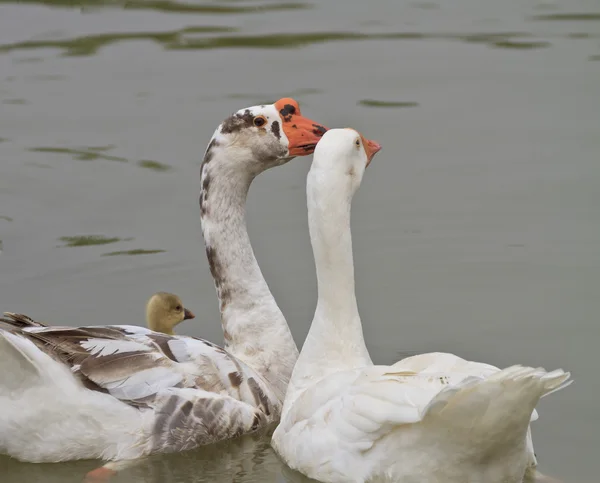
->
285;167;372;405
200;137;298;399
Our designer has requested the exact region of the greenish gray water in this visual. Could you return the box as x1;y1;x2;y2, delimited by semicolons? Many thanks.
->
0;0;599;481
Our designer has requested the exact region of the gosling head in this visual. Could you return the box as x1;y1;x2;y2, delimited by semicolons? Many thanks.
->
145;292;195;335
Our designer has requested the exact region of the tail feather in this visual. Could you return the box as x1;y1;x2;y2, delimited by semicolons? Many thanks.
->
421;365;572;456
0;312;48;330
0;331;43;393
539;369;572;398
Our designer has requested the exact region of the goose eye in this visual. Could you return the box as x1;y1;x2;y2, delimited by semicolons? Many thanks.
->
355;139;361;148
253;116;267;127
175;305;182;311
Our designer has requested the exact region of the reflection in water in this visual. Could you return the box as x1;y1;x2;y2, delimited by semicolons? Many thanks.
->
0;449;570;483
0;427;315;483
358;99;419;108
29;147;173;171
489;39;550;49
30;146;127;162
0;0;310;15
137;160;172;172
0;27;236;57
532;13;600;21
58;235;132;247
116;431;285;483
0;30;553;57
102;249;166;256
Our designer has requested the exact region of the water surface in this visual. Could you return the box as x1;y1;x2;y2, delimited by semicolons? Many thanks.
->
1;0;599;481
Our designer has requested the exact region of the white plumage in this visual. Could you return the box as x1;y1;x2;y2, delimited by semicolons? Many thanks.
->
272;129;572;483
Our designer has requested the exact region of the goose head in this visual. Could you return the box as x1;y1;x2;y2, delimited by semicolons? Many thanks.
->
145;292;195;335
204;98;328;176
310;128;382;197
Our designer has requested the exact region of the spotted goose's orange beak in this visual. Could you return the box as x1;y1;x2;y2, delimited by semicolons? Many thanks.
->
275;98;328;157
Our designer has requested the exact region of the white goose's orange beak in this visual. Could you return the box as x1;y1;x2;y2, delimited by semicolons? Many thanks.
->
275;97;328;156
361;135;382;167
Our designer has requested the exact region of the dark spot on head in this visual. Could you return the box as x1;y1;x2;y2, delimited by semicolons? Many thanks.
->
271;120;281;140
292;124;297;129
228;371;243;387
279;104;296;122
312;124;327;136
220;109;255;134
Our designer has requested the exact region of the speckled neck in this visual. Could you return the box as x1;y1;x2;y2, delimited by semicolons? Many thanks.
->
199;137;298;400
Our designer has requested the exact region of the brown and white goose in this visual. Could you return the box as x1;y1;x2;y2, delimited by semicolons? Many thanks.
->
0;98;327;465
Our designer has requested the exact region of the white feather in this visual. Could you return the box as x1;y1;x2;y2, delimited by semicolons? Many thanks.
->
103;367;183;400
80;338;152;357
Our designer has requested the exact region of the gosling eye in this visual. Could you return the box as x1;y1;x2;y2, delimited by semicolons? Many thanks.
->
253;116;267;127
175;305;182;311
355;138;361;148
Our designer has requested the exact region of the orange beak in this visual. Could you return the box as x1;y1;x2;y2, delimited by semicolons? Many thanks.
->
275;98;328;157
183;308;195;321
361;134;382;167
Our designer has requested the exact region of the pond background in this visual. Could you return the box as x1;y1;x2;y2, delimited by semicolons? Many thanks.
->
0;0;599;481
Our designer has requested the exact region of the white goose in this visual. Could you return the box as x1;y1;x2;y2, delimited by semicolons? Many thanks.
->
271;129;572;483
0;98;327;467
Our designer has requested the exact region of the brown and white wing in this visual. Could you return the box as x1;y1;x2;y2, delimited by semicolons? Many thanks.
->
6;319;279;421
149;387;268;453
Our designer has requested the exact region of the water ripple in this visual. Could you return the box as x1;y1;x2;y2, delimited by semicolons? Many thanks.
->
0;30;552;57
359;99;419;108
30;146;128;162
102;249;166;256
0;0;311;15
532;13;600;21
58;235;132;247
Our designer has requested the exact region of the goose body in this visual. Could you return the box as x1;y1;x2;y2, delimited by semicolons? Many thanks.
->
0;99;328;463
271;129;572;483
0;320;277;462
